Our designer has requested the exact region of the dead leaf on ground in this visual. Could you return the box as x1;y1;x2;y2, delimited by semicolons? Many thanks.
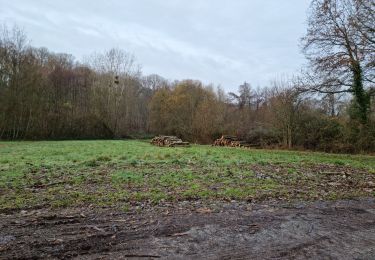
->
196;208;212;214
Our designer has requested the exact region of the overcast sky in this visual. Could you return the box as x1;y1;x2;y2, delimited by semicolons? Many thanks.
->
0;0;310;92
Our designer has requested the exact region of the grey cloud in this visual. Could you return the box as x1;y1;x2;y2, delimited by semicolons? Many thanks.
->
0;0;310;91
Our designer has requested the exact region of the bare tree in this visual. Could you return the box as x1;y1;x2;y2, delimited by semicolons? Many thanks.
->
354;0;375;58
269;79;302;149
301;0;374;123
0;24;35;139
142;74;169;91
87;48;142;137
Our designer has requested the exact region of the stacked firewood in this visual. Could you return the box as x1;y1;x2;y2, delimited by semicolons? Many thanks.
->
213;135;251;148
151;136;190;147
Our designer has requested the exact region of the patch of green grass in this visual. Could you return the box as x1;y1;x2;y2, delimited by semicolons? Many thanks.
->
0;140;374;211
333;160;346;166
112;170;143;184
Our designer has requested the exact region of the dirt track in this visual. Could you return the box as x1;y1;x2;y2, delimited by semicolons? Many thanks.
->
1;198;375;259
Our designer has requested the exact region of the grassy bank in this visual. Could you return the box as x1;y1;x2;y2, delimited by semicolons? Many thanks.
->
1;140;374;211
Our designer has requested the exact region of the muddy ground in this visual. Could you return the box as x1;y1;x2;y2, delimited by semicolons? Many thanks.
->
1;198;375;259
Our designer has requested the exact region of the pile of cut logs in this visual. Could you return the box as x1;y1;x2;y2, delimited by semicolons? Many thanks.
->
151;136;190;147
213;135;251;148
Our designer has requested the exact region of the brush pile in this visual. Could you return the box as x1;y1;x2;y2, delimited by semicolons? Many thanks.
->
151;136;190;147
213;135;251;148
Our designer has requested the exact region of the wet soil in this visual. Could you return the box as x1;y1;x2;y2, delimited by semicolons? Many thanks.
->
1;198;375;259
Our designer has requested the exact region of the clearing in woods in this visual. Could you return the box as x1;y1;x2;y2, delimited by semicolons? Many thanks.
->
1;140;375;258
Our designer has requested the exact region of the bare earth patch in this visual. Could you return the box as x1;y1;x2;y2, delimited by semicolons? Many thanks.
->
1;198;375;259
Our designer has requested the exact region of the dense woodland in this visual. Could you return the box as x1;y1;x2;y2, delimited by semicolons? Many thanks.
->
0;0;374;152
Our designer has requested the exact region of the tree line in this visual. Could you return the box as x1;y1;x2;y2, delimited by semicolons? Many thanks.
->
0;0;374;152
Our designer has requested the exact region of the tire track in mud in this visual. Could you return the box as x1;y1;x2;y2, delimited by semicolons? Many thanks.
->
1;198;375;259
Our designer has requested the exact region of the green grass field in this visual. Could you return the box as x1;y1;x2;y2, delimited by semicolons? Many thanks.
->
1;140;374;211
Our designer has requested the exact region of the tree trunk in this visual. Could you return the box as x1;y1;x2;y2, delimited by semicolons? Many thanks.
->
352;62;370;124
287;125;292;149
